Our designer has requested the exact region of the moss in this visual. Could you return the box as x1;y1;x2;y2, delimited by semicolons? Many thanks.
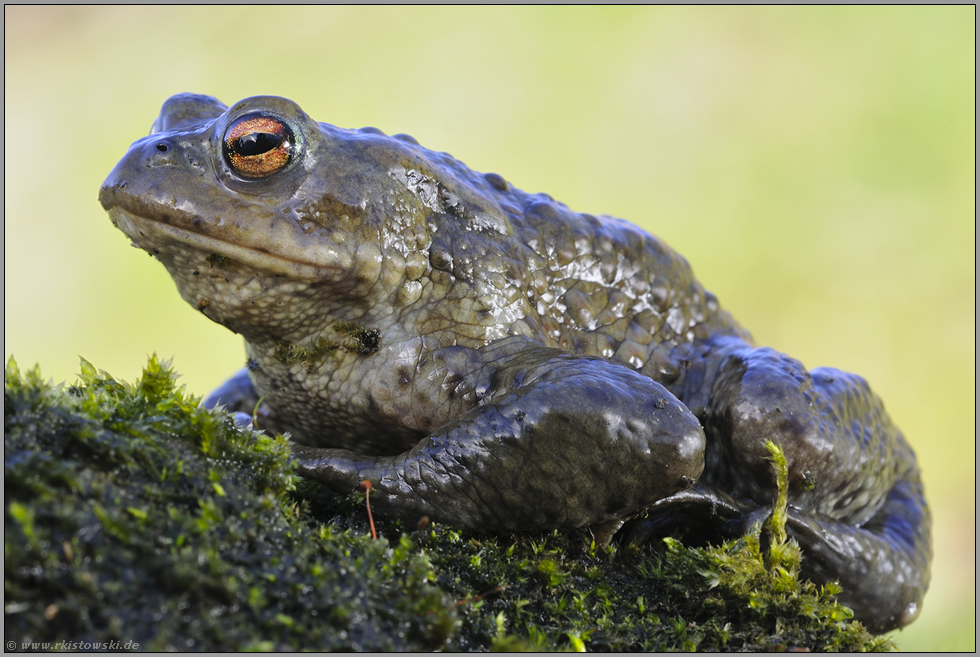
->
205;253;230;268
331;321;381;355
4;357;894;652
272;323;380;371
4;357;453;651
272;337;339;370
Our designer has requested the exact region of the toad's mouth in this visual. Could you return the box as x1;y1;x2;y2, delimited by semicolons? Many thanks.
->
102;197;350;284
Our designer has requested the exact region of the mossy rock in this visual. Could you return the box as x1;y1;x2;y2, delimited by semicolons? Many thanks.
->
4;357;894;651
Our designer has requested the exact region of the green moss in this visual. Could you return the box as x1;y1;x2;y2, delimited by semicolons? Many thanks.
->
4;357;894;651
272;337;339;370
331;321;381;355
205;253;230;268
4;357;453;651
272;323;380;372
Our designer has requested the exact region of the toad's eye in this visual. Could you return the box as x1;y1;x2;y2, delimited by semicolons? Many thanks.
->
222;113;295;178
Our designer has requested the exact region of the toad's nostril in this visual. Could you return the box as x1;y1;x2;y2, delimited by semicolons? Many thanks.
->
156;143;168;152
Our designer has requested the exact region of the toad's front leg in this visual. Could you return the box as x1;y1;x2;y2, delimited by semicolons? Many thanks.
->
293;350;706;533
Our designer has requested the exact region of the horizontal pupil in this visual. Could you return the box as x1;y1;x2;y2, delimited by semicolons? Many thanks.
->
235;132;281;156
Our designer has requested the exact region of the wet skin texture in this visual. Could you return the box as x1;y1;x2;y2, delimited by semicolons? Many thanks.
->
101;94;931;633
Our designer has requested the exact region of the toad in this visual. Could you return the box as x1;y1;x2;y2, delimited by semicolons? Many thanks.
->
100;94;930;633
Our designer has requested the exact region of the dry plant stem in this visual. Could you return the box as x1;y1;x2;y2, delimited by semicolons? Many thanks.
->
359;479;377;540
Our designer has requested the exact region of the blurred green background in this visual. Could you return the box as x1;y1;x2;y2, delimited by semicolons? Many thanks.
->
4;6;974;650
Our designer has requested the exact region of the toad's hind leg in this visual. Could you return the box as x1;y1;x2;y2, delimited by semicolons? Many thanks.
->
294;353;706;534
203;367;261;421
699;346;931;632
785;474;930;633
204;366;296;435
631;474;930;633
